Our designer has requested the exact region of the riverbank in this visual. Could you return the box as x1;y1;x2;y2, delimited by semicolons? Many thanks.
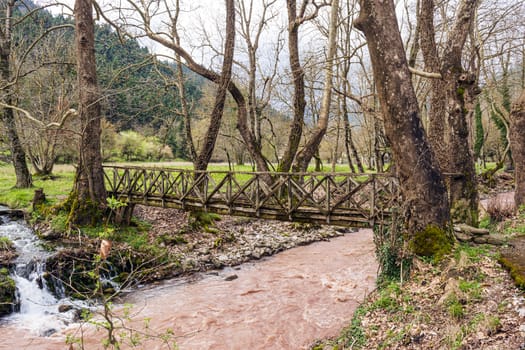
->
312;244;525;349
313;190;525;349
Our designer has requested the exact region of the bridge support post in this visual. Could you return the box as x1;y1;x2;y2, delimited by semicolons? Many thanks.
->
115;203;135;225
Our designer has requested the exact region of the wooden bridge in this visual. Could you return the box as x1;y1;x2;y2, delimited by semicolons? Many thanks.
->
102;165;400;227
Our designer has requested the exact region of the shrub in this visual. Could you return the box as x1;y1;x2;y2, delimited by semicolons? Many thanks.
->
486;197;515;223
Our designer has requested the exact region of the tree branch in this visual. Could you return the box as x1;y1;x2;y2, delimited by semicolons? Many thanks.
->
408;66;442;79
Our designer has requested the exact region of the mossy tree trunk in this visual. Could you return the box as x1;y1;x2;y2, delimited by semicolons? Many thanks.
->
354;0;450;238
71;0;106;222
510;88;525;208
418;0;480;225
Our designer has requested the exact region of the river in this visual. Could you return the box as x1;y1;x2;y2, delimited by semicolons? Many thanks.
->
0;218;377;350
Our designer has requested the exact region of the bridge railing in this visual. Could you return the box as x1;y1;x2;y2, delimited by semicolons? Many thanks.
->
102;165;399;226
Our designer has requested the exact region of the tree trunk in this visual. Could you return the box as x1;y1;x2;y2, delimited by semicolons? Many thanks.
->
419;0;480;225
73;0;106;213
194;0;235;171
1;98;32;187
419;0;447;167
175;61;197;162
373;115;384;172
441;0;480;226
446;72;479;225
278;0;306;172
172;0;197;163
0;2;32;188
510;88;525;207
293;0;339;172
355;0;450;236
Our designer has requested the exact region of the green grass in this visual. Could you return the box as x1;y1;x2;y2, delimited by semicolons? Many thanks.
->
445;295;465;320
458;279;482;301
0;163;75;209
0;236;14;250
454;243;491;263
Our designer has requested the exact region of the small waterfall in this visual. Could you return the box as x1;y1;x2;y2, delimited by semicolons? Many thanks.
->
0;208;81;336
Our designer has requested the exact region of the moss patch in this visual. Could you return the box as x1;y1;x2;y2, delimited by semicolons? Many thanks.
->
0;267;16;316
411;225;453;262
498;256;525;289
189;210;221;233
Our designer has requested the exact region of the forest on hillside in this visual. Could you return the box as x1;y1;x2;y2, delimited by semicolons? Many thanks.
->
0;1;207;169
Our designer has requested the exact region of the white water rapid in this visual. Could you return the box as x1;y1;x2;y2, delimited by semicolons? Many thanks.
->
0;208;79;337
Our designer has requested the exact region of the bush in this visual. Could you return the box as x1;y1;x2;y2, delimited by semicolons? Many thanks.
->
486;197;515;223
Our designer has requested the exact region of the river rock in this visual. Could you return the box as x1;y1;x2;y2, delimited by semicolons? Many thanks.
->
473;236;489;244
224;274;238;281
486;235;506;246
0;269;16;317
454;224;490;236
58;304;73;313
39;228;61;240
40;328;57;337
454;231;472;242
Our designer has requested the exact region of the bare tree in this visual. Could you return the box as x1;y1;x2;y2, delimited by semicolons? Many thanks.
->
16;28;76;176
278;0;328;172
293;0;338;172
236;0;280;156
336;0;365;173
101;0;270;172
170;0;197;162
193;0;235;171
355;0;450;235
0;0;32;187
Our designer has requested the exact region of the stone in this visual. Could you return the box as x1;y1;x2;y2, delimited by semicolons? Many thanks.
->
454;231;472;242
224;274;238;281
58;304;73;313
454;224;490;236
39;229;61;240
473;236;488;244
41;328;57;337
486;236;506;246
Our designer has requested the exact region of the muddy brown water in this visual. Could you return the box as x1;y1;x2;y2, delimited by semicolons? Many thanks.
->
0;229;377;350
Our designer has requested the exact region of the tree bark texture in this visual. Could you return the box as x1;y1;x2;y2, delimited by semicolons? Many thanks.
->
0;1;32;188
355;0;450;234
419;0;480;225
418;0;447;167
442;0;480;225
194;0;235;171
74;0;106;204
278;0;306;172
293;0;339;172
510;88;525;207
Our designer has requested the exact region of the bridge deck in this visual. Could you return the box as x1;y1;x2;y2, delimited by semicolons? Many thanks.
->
103;166;399;227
